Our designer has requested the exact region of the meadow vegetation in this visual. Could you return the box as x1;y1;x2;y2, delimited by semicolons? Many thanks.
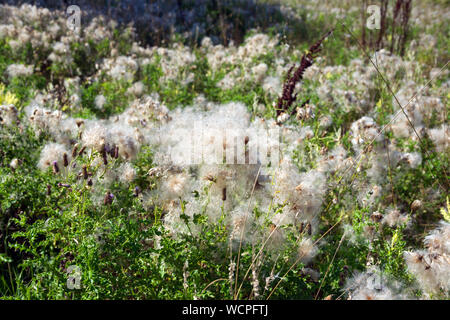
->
0;0;448;299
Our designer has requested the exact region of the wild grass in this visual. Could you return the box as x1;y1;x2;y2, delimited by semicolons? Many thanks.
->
0;0;449;300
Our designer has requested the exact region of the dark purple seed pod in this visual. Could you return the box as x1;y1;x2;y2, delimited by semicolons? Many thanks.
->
82;165;88;180
72;144;79;158
109;144;116;157
102;150;108;165
276;30;333;121
104;143;111;155
78;146;86;156
306;222;312;236
57;182;71;188
299;222;305;233
47;184;52;195
103;191;114;205
133;186;141;197
222;187;227;201
87;178;93;186
52;161;60;174
63;153;69;167
113;146;119;159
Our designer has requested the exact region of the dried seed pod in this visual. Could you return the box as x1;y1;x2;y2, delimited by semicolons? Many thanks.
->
113;146;119;159
52;161;60;174
104;143;111;155
203;174;216;182
78;146;86;156
338;265;349;287
82;165;88;180
72;144;79;158
222;187;227;201
103;192;114;205
299;221;305;234
103;192;110;205
57;182;71;188
63;153;69;167
411;200;422;211
101;147;108;165
370;211;383;222
339;272;346;287
306;222;312;236
109;144;116;157
276;30;333;119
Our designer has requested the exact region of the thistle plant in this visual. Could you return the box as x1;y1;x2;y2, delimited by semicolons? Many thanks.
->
0;1;449;301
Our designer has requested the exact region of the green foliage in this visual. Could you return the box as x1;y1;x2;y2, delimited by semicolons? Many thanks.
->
0;0;448;301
